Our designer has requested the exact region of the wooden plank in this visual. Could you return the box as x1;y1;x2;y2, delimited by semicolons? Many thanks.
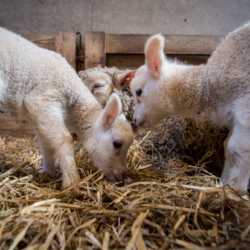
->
106;54;209;69
0;130;35;138
0;112;35;137
106;34;224;55
22;34;55;51
55;32;76;69
0;112;34;131
85;32;106;69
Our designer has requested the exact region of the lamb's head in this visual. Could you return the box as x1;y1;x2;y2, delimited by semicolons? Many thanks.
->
85;93;134;182
81;68;138;130
131;34;173;128
83;71;113;107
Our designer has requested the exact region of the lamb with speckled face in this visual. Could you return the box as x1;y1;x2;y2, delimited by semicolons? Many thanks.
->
0;27;134;189
130;23;250;191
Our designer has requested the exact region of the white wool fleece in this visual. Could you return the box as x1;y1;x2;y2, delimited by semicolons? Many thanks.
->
0;27;134;189
131;23;250;191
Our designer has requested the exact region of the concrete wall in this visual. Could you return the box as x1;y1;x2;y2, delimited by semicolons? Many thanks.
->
1;0;250;36
0;0;250;69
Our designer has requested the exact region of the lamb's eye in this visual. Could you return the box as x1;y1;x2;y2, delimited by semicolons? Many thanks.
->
136;89;142;97
113;140;122;149
94;83;104;88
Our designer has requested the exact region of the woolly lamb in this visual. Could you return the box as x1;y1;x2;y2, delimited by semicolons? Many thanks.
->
79;67;136;123
131;23;250;190
79;67;227;167
0;27;134;189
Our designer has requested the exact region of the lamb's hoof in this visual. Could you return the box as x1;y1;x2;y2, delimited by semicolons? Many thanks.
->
42;166;56;178
36;171;55;184
61;180;72;190
217;180;249;200
61;172;81;190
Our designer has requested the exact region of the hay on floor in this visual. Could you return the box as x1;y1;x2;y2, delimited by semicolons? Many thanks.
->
0;136;250;250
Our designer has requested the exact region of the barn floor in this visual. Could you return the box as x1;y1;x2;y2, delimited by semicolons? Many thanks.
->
0;136;250;250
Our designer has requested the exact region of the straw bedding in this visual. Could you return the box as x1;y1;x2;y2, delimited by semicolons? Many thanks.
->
0;135;250;250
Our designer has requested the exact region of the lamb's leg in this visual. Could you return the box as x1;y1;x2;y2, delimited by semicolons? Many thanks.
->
39;132;80;189
222;123;250;191
39;142;56;177
25;101;80;189
220;131;232;183
54;131;81;189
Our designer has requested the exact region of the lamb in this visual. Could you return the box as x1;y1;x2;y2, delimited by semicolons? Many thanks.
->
81;70;113;107
130;23;250;190
79;67;136;123
0;27;134;189
79;67;227;168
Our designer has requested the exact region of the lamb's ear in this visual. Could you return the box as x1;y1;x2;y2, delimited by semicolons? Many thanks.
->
145;34;165;78
114;70;137;90
102;93;122;129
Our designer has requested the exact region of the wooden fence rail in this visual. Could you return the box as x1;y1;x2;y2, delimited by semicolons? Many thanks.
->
84;32;223;69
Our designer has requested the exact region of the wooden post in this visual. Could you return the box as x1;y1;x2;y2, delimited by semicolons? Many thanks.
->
85;32;106;69
55;32;76;69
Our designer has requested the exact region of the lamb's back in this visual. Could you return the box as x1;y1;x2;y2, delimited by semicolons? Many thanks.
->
206;23;250;97
0;27;89;111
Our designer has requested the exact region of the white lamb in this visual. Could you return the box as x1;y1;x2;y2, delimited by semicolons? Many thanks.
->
0;27;134;189
130;23;250;191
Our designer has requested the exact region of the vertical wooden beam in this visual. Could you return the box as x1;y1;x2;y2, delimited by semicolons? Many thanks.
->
55;32;76;69
85;32;106;69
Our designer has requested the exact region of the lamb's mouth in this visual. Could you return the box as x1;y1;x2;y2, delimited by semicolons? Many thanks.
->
109;170;125;182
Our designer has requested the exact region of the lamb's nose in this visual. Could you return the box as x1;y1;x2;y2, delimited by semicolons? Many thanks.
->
112;169;126;182
134;117;137;123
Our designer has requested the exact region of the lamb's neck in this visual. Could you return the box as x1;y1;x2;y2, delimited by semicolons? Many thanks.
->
167;64;215;121
67;92;102;140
